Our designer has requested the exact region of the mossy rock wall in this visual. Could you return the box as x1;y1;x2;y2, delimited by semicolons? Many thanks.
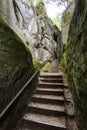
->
0;19;34;112
62;0;87;129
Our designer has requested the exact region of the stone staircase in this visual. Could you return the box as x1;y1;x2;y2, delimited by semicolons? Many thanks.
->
22;72;67;130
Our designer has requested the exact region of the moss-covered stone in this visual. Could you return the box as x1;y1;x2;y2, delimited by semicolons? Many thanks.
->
61;0;87;129
0;19;34;112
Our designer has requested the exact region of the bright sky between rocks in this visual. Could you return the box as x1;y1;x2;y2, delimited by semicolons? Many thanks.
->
45;3;65;19
44;0;65;19
33;0;65;19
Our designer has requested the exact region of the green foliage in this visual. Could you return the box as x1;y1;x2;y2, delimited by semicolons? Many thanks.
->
33;59;45;70
41;62;50;72
33;59;50;72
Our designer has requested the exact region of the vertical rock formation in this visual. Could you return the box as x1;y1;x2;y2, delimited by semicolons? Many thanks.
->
31;1;54;61
0;0;54;61
0;19;33;112
63;0;87;129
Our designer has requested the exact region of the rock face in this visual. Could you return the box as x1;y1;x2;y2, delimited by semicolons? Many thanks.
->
0;0;8;21
0;19;33;112
62;0;75;44
0;0;53;61
62;0;87;129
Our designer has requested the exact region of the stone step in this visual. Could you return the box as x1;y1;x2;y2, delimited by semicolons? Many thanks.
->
33;94;64;100
40;73;63;79
36;87;63;92
28;102;65;117
38;82;64;89
35;88;64;96
31;94;64;105
29;102;65;112
23;113;67;130
39;78;63;83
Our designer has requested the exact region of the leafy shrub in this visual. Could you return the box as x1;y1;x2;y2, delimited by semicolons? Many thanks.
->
33;59;45;70
41;62;50;72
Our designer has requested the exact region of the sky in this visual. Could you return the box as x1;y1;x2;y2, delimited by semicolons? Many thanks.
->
44;0;65;19
33;0;65;19
44;0;66;29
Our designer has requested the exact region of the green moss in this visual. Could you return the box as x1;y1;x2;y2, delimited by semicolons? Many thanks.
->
62;10;74;24
61;5;87;127
60;43;69;73
61;23;87;130
0;18;34;112
61;41;87;129
41;62;50;72
0;18;31;52
33;59;45;70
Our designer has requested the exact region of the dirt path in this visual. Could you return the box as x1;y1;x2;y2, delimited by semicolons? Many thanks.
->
49;59;58;73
